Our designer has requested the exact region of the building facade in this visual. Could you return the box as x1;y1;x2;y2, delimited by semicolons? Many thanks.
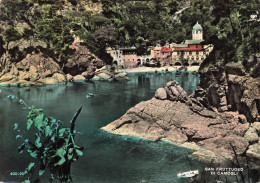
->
106;22;213;68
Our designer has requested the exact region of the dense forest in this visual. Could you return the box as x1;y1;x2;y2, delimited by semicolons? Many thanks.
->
0;0;259;72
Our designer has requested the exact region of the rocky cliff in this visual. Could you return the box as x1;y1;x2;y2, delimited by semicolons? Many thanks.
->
102;69;260;167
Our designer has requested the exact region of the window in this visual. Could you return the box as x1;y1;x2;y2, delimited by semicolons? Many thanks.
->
189;51;192;55
203;51;206;55
196;56;199;60
201;56;204;60
196;51;199;55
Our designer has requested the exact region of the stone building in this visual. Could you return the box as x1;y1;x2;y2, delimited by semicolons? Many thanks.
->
106;46;151;69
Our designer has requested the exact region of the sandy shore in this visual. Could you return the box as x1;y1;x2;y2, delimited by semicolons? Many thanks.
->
121;66;200;73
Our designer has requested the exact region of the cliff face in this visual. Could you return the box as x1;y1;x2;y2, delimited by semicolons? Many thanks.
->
197;56;260;123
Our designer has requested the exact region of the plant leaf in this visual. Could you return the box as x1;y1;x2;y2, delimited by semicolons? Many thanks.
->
34;113;44;129
27;162;35;172
45;125;51;137
30;151;38;158
27;119;33;130
58;128;67;136
35;136;42;148
24;162;35;175
39;169;45;176
56;148;66;157
75;149;83;157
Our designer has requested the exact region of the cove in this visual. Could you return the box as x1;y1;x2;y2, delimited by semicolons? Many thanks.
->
0;71;202;183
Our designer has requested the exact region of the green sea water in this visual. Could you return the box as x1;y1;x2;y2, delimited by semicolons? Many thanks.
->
1;71;253;183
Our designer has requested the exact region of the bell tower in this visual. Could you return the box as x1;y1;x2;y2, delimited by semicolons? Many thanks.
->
192;21;203;40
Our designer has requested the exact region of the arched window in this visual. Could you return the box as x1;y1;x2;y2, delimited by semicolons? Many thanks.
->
196;56;199;60
196;51;199;55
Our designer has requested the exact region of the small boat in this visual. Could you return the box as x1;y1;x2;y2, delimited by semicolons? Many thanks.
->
177;170;199;178
86;93;94;98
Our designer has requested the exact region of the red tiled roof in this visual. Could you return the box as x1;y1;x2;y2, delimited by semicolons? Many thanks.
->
161;48;172;51
174;45;203;51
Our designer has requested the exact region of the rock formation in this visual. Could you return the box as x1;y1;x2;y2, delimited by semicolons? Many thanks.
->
93;65;129;80
102;78;260;167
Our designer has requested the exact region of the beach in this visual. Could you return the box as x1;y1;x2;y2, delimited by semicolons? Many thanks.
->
121;66;200;73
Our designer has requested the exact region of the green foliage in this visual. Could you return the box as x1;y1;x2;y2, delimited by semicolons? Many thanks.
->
101;0;181;47
3;27;23;45
35;4;74;62
0;0;259;68
15;105;83;182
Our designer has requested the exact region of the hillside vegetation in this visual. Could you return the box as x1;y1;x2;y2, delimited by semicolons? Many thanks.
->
0;0;259;75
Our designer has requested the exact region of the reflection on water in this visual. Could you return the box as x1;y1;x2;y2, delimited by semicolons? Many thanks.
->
0;71;201;183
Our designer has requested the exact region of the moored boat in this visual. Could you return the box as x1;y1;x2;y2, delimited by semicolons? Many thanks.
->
177;170;199;178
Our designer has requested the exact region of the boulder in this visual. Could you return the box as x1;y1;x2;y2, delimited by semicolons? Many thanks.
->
73;75;86;81
52;73;66;83
96;73;111;79
252;122;260;135
164;81;188;102
238;114;247;124
246;143;260;167
66;74;73;81
0;74;15;82
244;127;259;144
44;70;53;77
155;88;167;100
44;78;58;84
114;72;128;80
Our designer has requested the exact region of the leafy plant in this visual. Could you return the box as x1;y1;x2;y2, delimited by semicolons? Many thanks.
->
13;96;83;183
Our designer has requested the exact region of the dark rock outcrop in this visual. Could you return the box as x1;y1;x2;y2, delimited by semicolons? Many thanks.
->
64;42;103;79
197;66;260;123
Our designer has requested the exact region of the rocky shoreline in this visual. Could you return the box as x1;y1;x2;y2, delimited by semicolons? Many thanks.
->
102;69;260;168
0;42;128;87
